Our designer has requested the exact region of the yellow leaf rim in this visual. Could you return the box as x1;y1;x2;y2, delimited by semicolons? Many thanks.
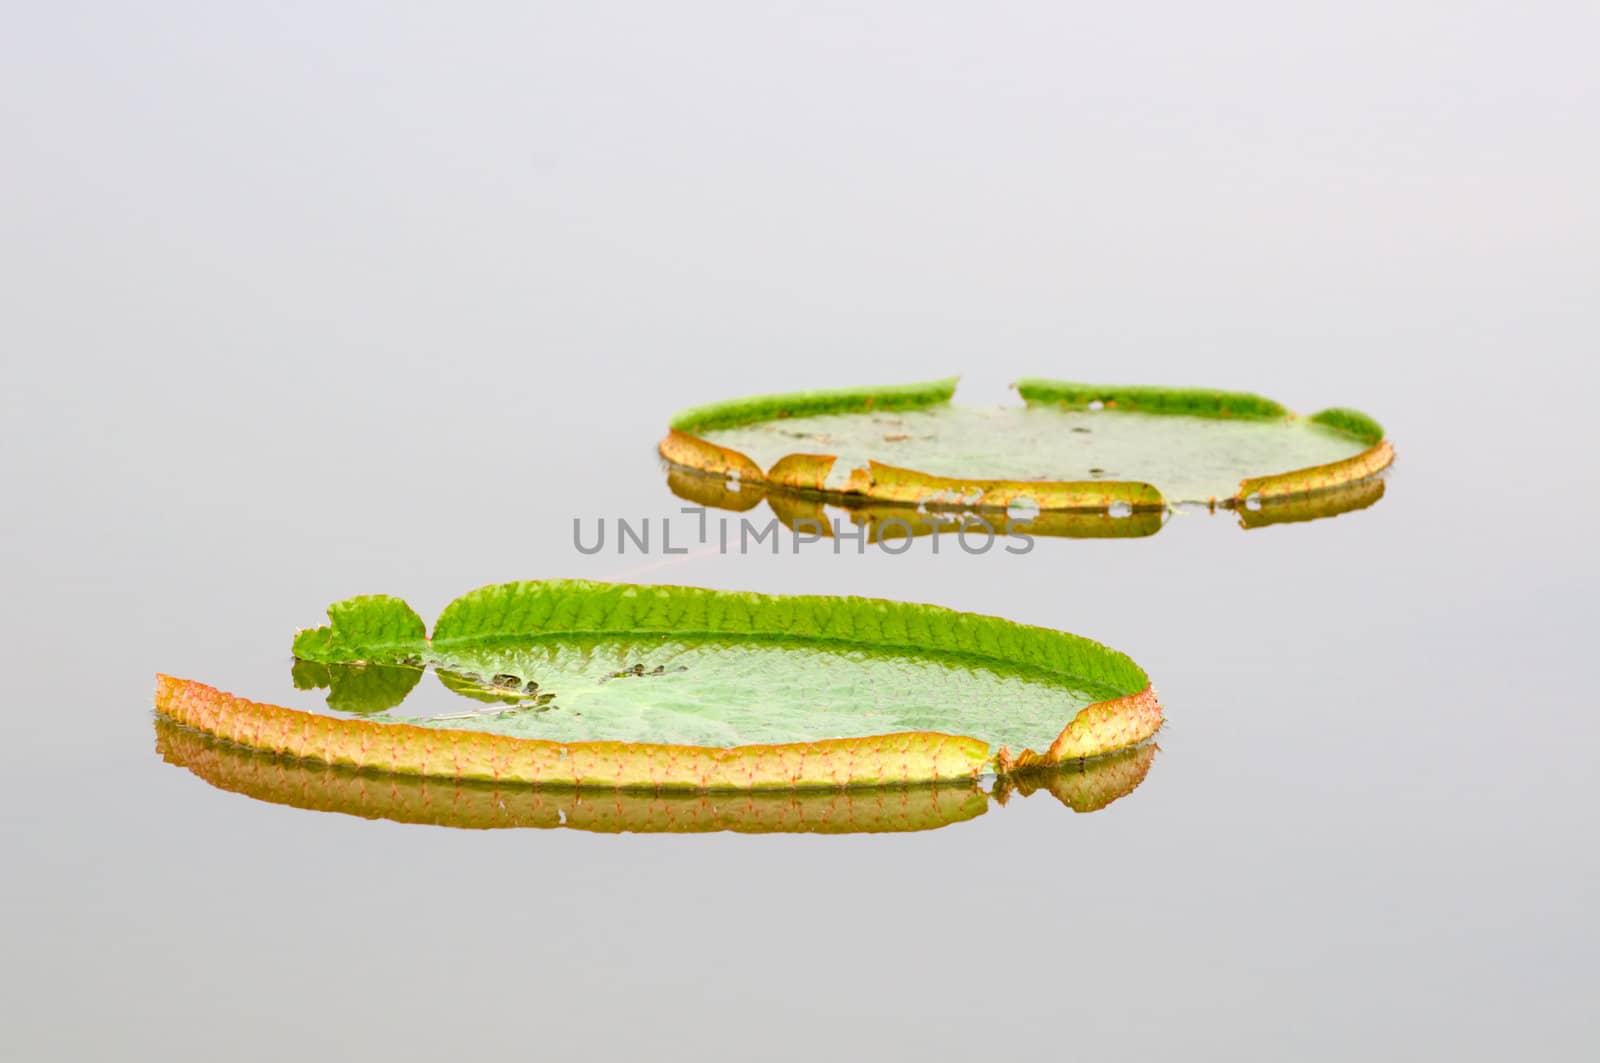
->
1238;439;1395;503
661;378;1393;513
154;717;1159;833
155;674;1161;790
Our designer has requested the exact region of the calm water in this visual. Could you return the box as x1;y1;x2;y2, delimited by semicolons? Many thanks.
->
5;6;1596;1060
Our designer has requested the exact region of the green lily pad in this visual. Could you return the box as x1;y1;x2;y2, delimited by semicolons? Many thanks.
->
156;581;1162;789
303;635;1114;754
661;377;1392;510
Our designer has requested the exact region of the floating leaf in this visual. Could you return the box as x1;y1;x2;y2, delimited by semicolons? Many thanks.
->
154;717;1156;833
661;377;1393;512
155;581;1162;790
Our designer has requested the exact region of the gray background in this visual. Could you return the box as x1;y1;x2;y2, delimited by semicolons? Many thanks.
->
3;3;1595;1059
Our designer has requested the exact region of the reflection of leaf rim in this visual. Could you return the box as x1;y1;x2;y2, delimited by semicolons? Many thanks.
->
994;742;1159;814
666;469;1168;541
156;582;1163;788
153;717;1157;832
1237;472;1388;530
661;377;1393;511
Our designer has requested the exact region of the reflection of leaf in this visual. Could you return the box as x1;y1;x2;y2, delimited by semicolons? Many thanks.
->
291;658;329;691
661;377;1393;510
1238;475;1386;530
290;659;422;714
154;717;1155;834
994;743;1158;813
435;668;531;706
665;468;766;512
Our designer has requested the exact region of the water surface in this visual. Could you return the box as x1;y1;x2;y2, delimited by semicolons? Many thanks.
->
5;5;1595;1059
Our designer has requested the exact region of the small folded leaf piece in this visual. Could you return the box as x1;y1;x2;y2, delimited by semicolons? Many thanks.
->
660;377;1393;513
156;581;1163;790
290;595;425;662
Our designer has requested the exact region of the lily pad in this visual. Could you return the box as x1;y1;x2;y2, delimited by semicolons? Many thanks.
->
153;717;1157;833
155;581;1162;790
660;378;1393;512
